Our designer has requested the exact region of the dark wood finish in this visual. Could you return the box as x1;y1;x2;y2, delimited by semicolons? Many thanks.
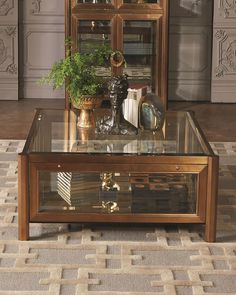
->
29;154;209;165
0;99;64;140
0;100;236;141
18;154;29;241
65;0;72;109
205;156;219;242
198;166;208;221
31;213;202;224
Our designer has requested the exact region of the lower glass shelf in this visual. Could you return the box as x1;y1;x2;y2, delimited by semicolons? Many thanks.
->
39;171;198;214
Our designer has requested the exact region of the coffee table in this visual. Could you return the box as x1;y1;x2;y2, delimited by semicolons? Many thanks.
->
18;109;219;241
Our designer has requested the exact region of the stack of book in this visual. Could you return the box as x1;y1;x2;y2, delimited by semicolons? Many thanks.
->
57;172;100;206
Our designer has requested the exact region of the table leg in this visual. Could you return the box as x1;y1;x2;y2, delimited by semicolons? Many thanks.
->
18;154;29;240
205;156;219;242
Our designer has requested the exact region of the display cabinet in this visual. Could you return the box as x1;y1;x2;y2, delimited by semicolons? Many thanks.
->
65;0;169;108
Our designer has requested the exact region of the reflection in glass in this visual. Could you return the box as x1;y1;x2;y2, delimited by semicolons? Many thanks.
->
77;0;112;3
78;20;111;52
123;0;159;3
78;20;111;77
28;110;210;155
39;171;197;214
123;20;156;90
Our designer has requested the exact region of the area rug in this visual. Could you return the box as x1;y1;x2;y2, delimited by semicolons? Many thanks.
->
0;140;235;295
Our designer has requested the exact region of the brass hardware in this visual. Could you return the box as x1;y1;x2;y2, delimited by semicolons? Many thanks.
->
93;201;119;213
110;51;125;68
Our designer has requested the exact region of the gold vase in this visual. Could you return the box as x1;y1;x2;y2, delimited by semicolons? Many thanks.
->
72;95;103;128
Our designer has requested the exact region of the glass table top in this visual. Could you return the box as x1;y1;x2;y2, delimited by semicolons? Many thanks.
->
24;109;213;156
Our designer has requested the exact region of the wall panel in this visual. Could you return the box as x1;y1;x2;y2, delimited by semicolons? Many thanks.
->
211;0;236;102
0;0;18;100
168;0;213;101
19;0;65;99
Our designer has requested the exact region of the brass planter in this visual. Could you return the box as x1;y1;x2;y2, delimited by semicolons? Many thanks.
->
72;95;103;128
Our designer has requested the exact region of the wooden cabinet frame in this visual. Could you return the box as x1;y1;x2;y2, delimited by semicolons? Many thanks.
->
65;0;169;109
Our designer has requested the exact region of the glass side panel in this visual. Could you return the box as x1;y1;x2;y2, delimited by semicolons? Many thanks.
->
39;171;197;214
123;20;157;91
26;110;212;155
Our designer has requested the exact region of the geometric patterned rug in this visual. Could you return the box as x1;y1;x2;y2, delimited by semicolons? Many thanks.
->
0;140;235;295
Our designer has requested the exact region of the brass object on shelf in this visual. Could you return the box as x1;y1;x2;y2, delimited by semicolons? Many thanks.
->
72;95;103;128
110;51;125;68
93;201;120;213
101;173;120;191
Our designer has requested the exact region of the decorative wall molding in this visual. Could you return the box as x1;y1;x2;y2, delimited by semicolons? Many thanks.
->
5;25;16;36
30;0;64;17
0;25;17;75
219;0;236;18
6;62;17;74
214;28;236;78
0;0;14;16
23;27;64;71
0;0;17;100
212;1;236;102
31;0;41;14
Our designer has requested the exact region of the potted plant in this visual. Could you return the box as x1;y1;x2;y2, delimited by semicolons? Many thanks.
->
40;42;112;128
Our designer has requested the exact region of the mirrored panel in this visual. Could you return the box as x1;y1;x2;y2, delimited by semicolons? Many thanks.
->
78;20;111;52
123;20;157;90
39;171;197;214
123;0;159;3
78;20;111;76
77;0;112;3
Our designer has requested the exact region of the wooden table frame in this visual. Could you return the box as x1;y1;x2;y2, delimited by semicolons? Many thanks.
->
18;153;219;242
18;110;219;242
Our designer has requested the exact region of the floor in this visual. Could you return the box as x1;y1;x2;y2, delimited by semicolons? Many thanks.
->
0;98;236;142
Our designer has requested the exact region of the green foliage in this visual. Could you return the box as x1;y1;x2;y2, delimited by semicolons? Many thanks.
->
39;43;112;102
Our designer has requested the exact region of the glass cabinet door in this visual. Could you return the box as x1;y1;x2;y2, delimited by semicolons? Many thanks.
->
78;20;111;51
67;0;168;107
123;20;159;91
77;20;112;77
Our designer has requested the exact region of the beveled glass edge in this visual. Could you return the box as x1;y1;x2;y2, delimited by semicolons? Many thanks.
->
186;111;215;156
21;108;42;155
21;109;215;157
72;3;163;11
